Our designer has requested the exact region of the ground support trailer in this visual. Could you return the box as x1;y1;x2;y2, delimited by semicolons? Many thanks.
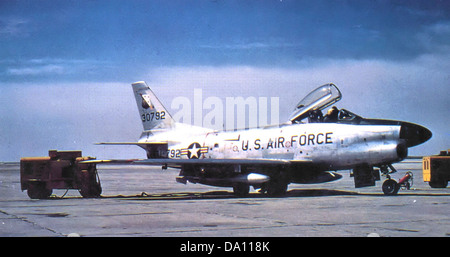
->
423;150;450;188
20;150;102;199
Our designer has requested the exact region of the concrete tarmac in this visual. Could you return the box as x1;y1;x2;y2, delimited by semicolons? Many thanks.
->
0;160;449;237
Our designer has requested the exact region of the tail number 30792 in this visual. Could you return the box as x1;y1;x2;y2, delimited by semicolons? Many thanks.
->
142;111;166;122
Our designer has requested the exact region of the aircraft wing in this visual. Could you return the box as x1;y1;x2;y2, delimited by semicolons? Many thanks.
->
135;158;294;165
80;158;311;167
95;142;169;146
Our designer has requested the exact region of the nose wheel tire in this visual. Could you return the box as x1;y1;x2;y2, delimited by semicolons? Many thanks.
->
382;179;399;196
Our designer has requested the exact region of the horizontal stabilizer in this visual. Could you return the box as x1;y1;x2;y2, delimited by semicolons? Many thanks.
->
79;159;140;164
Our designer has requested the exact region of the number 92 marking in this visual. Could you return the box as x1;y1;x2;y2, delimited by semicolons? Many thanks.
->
142;111;165;122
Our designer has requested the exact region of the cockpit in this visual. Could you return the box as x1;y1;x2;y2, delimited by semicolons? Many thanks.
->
289;83;362;124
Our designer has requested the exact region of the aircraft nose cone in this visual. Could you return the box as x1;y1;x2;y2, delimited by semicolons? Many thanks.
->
400;122;432;147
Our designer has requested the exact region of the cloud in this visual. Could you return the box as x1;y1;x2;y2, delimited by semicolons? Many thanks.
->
148;61;437;131
0;82;143;161
199;41;301;50
415;21;450;54
4;58;109;77
428;21;450;34
7;64;65;75
0;17;29;38
0;52;448;162
146;54;449;156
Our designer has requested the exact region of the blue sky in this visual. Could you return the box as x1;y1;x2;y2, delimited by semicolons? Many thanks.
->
2;0;449;81
0;0;449;161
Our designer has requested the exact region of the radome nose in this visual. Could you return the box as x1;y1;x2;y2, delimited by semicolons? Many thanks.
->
400;122;432;147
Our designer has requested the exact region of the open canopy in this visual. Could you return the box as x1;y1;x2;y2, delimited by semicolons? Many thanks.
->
289;83;342;122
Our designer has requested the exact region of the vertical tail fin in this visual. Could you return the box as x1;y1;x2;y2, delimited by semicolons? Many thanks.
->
132;81;174;131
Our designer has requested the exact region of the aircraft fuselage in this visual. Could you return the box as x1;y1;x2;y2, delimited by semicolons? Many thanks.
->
143;122;405;171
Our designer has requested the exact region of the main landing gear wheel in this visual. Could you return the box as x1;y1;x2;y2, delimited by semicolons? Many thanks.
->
259;179;288;197
382;179;400;196
429;177;448;188
267;182;288;197
233;184;250;197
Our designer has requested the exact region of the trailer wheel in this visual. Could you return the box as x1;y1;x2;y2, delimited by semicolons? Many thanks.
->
79;171;102;198
382;179;399;196
429;179;448;188
27;182;52;199
79;182;102;198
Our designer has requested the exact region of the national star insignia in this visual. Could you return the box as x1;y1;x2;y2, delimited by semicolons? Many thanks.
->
181;142;208;159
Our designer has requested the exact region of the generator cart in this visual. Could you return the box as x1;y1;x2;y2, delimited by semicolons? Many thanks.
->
423;150;450;188
20;150;102;199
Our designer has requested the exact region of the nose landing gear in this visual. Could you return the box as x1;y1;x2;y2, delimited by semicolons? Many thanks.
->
382;178;399;196
380;164;413;195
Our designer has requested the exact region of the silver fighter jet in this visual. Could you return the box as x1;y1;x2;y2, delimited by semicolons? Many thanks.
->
90;81;431;196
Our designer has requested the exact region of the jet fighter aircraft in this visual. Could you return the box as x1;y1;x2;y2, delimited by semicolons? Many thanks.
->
89;81;432;196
